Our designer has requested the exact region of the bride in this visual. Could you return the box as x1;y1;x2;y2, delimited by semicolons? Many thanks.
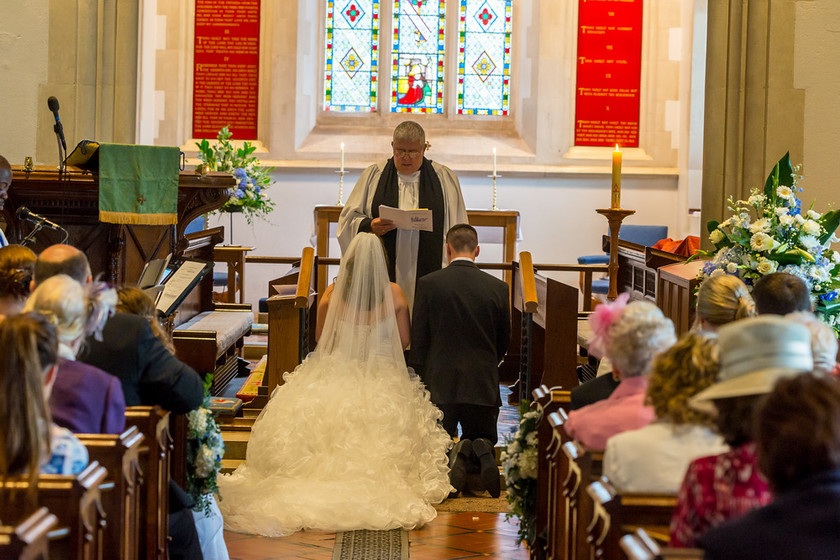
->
218;233;453;537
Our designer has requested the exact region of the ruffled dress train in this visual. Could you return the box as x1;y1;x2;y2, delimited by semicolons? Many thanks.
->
217;351;453;537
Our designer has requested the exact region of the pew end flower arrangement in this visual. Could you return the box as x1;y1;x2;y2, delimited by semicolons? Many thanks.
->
186;374;225;516
501;403;540;546
196;125;275;224
694;152;840;333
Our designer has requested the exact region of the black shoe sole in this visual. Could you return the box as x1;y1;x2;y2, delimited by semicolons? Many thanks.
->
472;439;501;498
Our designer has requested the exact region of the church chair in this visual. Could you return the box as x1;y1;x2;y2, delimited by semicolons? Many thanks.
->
0;507;57;560
586;477;677;560
124;407;171;560
77;426;144;560
619;528;703;560
0;462;108;560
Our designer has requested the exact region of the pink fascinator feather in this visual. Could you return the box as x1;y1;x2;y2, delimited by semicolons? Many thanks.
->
587;292;630;359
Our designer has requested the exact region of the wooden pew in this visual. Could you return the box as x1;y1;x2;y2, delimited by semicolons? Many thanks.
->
545;410;571;560
263;247;316;399
77;427;144;560
586;478;677;560
620;528;703;560
562;440;603;560
532;385;570;560
0;462;108;560
0;507;57;560
124;407;170;560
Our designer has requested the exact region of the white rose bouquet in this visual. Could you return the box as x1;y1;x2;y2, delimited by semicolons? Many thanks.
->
186;375;226;515
694;153;840;333
501;404;541;546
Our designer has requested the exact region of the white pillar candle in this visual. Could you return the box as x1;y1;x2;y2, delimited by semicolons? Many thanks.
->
493;147;497;176
340;142;345;173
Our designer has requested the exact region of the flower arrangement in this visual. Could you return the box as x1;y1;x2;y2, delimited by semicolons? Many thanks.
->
185;375;225;515
695;152;840;332
196;125;275;223
501;403;541;546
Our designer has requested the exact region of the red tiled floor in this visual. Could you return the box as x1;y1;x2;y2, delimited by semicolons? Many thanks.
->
223;512;529;560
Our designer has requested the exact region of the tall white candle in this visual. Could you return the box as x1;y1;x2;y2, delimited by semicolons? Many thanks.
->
493;147;497;176
340;142;345;173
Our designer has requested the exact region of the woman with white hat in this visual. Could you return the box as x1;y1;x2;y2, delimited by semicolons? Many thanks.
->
669;315;813;547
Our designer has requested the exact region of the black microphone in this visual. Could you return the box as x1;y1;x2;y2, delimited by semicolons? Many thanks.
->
16;207;64;231
47;96;67;152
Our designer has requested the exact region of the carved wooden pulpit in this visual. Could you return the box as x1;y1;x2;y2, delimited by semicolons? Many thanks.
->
2;166;234;285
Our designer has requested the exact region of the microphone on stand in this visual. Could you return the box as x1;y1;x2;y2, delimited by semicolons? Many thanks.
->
47;96;67;172
16;206;65;231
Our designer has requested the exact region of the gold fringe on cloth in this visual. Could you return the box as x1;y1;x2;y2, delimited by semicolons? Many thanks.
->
98;210;177;225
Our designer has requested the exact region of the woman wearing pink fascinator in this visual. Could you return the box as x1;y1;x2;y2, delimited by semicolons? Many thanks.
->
565;293;676;449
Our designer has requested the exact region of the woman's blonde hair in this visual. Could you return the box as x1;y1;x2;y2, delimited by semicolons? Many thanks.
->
695;274;755;329
116;286;175;354
646;331;720;426
0;313;58;497
24;274;116;346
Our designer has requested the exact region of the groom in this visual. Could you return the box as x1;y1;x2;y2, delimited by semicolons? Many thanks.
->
410;224;510;497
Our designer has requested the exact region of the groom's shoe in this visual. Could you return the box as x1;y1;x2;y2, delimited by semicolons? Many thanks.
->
448;439;473;497
473;438;501;498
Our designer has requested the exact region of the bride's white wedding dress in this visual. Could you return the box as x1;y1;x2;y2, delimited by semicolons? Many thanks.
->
218;234;452;537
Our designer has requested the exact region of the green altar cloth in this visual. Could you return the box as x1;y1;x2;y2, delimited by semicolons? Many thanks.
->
98;143;179;225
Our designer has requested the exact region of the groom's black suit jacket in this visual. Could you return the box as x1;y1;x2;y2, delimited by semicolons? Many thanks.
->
409;259;511;407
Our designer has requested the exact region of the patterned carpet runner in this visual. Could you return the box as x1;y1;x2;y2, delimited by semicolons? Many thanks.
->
331;529;409;560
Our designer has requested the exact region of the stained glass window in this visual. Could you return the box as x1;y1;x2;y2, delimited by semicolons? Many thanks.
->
324;0;380;112
456;0;512;115
389;0;446;114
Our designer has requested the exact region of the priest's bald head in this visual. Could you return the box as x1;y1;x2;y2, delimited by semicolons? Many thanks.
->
33;244;92;287
0;155;11;211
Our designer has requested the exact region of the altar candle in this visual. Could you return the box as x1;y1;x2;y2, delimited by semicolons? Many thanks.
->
493;147;497;176
611;144;622;209
340;142;345;173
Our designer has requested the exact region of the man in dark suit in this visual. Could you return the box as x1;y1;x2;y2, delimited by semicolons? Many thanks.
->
410;224;510;497
33;244;205;560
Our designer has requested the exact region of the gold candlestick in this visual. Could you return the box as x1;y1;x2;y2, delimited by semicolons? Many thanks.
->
488;173;501;210
596;207;636;300
336;170;346;206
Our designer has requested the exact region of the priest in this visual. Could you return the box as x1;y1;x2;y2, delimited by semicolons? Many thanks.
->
337;121;468;310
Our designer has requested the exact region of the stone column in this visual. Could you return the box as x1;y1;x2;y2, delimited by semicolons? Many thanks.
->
701;0;805;247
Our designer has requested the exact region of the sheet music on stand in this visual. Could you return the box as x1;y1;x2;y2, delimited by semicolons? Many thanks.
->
153;258;213;317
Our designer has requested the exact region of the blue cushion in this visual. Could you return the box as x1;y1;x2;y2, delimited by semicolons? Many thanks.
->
618;225;668;247
591;279;609;294
212;271;228;287
577;254;610;265
258;297;269;313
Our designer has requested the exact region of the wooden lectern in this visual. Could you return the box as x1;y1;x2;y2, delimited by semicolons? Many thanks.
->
2;166;234;286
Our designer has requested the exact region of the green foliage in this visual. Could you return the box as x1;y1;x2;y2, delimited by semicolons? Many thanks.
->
196;125;275;223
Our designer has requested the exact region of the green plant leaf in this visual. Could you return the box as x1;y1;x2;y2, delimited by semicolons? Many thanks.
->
818;209;840;245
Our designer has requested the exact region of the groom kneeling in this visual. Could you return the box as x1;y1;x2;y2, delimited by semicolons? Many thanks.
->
410;224;511;497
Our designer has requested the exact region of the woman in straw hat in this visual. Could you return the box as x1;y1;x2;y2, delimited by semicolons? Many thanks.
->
670;315;813;547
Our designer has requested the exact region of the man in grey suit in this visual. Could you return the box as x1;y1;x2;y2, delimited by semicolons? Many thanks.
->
410;224;510;497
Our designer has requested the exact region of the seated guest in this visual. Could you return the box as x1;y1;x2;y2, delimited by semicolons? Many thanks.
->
701;374;840;559
117;286;176;353
564;293;676;449
33;245;204;560
752;272;811;314
693;274;755;332
0;313;89;482
0;244;36;319
603;332;728;492
0;155;10;246
24;274;125;434
670;316;813;547
117;285;230;560
33;244;203;411
787;311;839;376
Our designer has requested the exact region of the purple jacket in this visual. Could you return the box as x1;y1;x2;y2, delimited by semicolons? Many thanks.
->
49;358;126;434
